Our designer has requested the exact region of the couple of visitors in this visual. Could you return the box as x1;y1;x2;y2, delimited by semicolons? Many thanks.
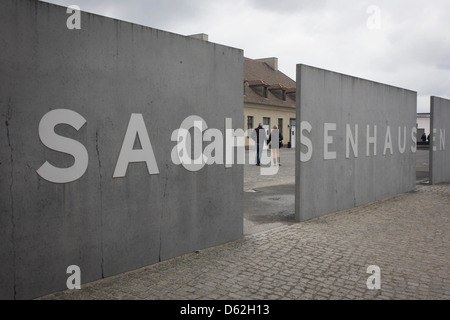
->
252;124;283;166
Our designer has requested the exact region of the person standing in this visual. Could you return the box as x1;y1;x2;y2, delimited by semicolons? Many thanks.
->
268;125;283;166
254;124;267;166
421;133;427;142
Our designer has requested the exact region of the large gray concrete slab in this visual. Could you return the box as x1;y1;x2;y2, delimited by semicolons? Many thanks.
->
296;64;417;222
430;96;450;184
0;0;243;299
0;102;14;300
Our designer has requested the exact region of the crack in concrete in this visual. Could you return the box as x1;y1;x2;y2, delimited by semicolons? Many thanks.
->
5;102;16;299
159;164;169;263
95;130;105;279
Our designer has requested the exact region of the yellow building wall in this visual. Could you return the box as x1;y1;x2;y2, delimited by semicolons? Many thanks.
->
244;103;296;147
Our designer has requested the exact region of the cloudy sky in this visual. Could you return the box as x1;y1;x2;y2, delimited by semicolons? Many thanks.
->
42;0;449;112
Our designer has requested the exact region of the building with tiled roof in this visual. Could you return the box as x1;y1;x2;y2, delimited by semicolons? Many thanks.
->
244;57;296;148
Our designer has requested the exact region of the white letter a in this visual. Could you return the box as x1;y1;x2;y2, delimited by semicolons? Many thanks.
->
66;5;81;30
113;114;159;178
66;265;81;290
366;265;381;290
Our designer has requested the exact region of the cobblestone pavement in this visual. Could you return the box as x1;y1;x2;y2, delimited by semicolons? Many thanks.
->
38;150;449;300
244;149;296;191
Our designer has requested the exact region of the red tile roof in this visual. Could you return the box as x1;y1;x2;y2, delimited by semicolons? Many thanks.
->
244;57;296;108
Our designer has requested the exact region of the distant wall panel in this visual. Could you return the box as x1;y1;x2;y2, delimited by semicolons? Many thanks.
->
430;96;450;184
295;64;417;222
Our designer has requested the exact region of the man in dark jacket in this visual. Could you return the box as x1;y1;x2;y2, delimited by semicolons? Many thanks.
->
254;124;267;166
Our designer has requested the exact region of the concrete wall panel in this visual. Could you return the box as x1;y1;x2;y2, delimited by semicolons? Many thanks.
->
295;65;417;222
0;0;243;299
430;96;450;184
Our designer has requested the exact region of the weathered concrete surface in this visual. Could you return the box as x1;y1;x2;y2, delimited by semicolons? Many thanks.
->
296;65;417;222
0;0;243;299
430;96;450;184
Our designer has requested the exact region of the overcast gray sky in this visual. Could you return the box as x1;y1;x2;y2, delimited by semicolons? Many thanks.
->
42;0;449;112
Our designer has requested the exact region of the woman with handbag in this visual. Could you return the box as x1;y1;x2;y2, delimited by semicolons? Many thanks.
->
267;125;283;166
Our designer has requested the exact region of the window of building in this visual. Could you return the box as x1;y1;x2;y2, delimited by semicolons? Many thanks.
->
250;86;269;99
271;89;287;101
263;87;269;99
287;89;296;101
247;116;254;131
263;117;270;127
